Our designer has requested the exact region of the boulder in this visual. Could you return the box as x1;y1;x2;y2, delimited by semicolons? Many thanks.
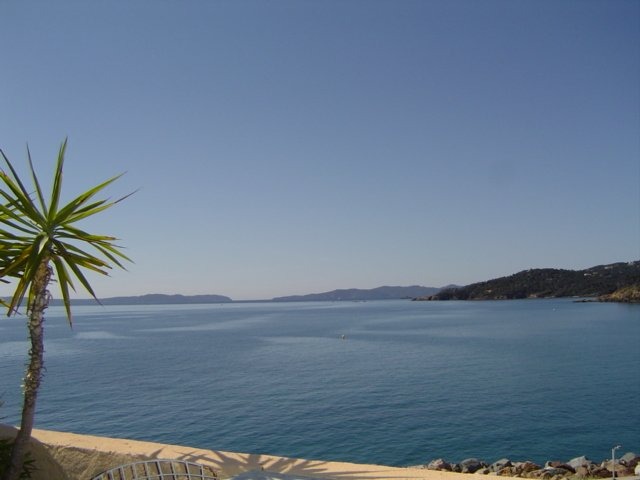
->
544;461;575;473
620;466;636;477
635;464;640;476
601;459;628;474
568;456;594;470
427;458;452;471
574;465;590;478
542;467;572;478
515;461;542;474
496;466;519;476
522;468;543;478
621;452;639;468
589;466;612;478
490;459;512;472
460;458;487;474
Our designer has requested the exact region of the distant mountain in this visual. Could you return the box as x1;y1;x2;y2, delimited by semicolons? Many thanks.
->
272;285;441;302
50;293;233;306
419;261;640;301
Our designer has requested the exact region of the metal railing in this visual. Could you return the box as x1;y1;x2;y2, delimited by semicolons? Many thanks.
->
90;459;218;480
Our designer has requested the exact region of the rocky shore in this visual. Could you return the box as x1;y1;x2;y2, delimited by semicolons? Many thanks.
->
413;453;640;479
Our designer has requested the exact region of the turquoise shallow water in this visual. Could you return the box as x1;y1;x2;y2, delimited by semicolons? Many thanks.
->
0;299;638;466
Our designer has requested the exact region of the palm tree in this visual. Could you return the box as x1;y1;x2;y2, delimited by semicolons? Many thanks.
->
0;139;131;480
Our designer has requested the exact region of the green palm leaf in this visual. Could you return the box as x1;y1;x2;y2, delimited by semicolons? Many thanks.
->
46;139;67;221
0;140;132;323
27;145;48;216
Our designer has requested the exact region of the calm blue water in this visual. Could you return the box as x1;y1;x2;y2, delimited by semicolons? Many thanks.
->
0;299;638;466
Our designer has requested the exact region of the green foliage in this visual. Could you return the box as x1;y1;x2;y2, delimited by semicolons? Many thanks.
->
432;262;640;300
600;284;640;303
0;440;35;480
0;139;132;323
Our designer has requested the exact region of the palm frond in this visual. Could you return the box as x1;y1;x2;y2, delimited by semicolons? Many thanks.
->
0;204;40;234
55;173;124;224
53;240;112;275
0;170;46;227
63;256;99;300
51;256;74;324
46;138;67;221
27;145;48;216
0;244;33;280
0;139;132;321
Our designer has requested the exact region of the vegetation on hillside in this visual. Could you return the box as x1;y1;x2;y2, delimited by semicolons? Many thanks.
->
419;262;640;302
599;284;640;303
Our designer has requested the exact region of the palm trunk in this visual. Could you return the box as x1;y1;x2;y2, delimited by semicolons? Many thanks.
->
1;260;51;480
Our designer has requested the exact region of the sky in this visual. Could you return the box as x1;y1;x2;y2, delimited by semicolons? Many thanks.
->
1;0;638;301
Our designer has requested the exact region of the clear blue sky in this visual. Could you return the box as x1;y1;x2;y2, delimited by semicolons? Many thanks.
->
1;0;638;300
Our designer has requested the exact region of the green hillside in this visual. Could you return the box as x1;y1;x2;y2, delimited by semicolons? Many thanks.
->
420;261;640;301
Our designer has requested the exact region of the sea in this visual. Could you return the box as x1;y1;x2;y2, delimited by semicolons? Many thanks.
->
0;299;638;467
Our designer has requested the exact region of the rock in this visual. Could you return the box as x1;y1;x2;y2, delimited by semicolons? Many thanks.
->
529;468;569;479
496;466;519;476
527;470;548;479
544;461;575;473
460;458;487;474
522;469;543;478
542;467;572;478
427;458;452;471
574;465;590;477
601;459;628;474
621;452;639;468
516;461;542;474
620;466;636;476
418;454;636;478
568;456;594;470
490;459;512;472
589;466;612;478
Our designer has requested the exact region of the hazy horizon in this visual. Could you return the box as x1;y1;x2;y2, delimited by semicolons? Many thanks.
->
64;259;637;302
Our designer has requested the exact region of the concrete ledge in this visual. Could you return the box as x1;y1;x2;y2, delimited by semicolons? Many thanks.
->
0;425;513;480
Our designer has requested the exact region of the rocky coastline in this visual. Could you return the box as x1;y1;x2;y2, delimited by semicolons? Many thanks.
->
413;453;640;479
